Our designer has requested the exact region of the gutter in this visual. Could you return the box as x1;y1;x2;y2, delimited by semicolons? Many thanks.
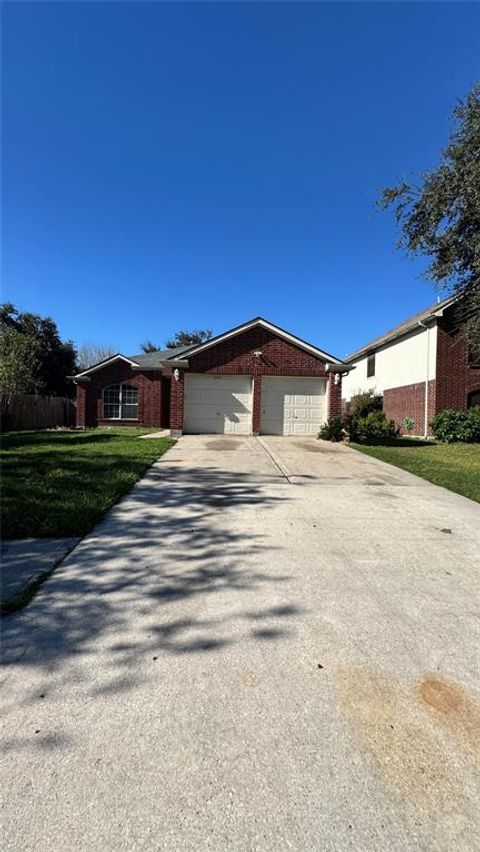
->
325;363;354;374
130;358;190;372
417;320;431;438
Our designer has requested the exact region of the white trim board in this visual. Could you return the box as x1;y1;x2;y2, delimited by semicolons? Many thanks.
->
73;354;139;379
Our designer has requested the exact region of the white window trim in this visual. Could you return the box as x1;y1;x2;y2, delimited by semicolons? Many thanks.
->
102;383;139;421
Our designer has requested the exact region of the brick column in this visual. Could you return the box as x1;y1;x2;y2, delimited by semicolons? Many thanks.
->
170;371;185;436
252;374;262;434
327;372;342;419
76;383;86;427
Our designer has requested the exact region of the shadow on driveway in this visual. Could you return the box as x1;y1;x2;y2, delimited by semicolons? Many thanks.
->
2;462;304;749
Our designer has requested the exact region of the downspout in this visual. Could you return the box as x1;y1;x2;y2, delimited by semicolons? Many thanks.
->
418;321;430;438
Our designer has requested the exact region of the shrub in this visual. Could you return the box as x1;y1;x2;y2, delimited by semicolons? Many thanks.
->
346;390;383;419
462;406;480;442
319;416;344;442
403;417;415;433
431;407;480;443
351;410;399;444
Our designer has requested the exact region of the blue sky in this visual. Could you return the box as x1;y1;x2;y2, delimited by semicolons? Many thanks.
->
3;2;479;358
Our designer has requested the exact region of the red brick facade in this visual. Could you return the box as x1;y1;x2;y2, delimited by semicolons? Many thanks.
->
383;380;436;436
76;326;340;433
172;327;332;434
327;372;342;419
76;361;164;428
435;307;480;412
186;327;328;378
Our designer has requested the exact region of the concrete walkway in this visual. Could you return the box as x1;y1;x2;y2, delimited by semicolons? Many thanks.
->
2;435;480;851
1;538;80;612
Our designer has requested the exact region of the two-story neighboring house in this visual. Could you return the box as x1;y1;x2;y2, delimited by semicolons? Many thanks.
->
342;296;480;436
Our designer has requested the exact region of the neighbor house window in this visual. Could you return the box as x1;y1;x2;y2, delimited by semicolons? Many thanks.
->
468;390;480;409
102;384;138;419
367;352;376;378
468;341;480;368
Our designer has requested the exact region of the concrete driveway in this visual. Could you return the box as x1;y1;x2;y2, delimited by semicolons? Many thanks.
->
2;435;480;851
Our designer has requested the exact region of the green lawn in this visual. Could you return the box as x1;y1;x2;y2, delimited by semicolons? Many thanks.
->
351;440;480;503
1;428;173;540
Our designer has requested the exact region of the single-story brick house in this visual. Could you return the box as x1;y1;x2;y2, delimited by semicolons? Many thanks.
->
72;317;351;436
342;296;480;436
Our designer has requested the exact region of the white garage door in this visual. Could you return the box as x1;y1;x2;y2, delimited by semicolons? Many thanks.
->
184;375;253;434
261;377;327;436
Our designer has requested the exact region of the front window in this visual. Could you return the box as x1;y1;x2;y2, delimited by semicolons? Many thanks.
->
103;384;138;419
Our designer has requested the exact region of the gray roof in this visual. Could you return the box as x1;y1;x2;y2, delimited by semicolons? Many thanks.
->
345;295;456;362
127;345;191;369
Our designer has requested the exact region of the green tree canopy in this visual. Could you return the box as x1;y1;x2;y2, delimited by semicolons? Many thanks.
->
140;340;162;353
165;329;212;349
0;327;40;421
0;304;77;396
380;84;480;343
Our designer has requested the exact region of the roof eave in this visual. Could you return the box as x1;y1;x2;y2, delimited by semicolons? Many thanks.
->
178;317;347;365
73;353;139;378
344;295;458;363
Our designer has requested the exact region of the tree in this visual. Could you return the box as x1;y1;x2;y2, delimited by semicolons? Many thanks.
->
379;84;480;345
0;327;40;424
0;304;77;396
77;343;116;371
165;329;212;348
140;340;162;353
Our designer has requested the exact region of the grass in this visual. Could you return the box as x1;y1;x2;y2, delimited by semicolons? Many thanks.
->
1;428;174;540
351;439;480;503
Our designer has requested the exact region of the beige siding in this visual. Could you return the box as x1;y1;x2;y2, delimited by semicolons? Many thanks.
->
343;325;437;401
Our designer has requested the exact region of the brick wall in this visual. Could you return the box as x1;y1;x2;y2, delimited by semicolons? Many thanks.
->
75;361;163;428
327;373;342;418
169;371;185;433
435;306;480;412
188;327;329;377
383;380;436;436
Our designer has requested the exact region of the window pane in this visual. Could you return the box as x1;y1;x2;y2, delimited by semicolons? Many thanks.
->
104;403;120;419
469;345;480;367
120;385;138;418
367;353;375;378
122;404;138;419
122;385;138;404
104;385;120;404
103;385;121;418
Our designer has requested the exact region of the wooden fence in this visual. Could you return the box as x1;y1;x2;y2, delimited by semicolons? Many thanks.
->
3;395;76;431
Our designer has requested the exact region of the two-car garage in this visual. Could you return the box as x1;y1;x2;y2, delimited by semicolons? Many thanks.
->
184;374;326;436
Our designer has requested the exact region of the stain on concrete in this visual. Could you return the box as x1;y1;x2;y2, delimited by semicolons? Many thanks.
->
293;442;336;453
206;440;242;451
334;665;477;837
416;675;480;767
242;671;258;687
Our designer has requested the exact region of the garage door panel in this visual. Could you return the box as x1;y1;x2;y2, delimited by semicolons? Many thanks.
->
261;377;326;436
185;375;253;434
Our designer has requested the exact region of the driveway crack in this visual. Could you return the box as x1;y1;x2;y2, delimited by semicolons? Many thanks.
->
255;437;293;483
